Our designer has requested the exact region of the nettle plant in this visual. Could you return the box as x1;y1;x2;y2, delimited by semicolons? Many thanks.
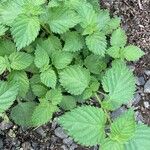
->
0;0;149;149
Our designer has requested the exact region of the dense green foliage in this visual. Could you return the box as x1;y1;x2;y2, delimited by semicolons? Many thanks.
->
0;0;149;149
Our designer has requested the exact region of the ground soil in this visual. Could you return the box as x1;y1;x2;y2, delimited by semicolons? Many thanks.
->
0;0;150;150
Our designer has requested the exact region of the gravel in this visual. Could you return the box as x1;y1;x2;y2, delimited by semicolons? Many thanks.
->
63;137;73;146
54;127;68;139
136;76;145;86
35;127;47;138
144;79;150;93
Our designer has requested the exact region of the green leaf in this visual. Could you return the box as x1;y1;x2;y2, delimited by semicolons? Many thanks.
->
59;65;91;95
8;71;29;98
45;89;62;105
0;81;18;113
11;14;40;50
52;51;73;69
48;7;80;33
125;124;150;150
0;24;8;36
63;31;83;52
59;106;106;146
0;0;24;25
97;10;110;30
107;46;121;59
32;100;58;126
87;0;100;12
0;56;7;75
9;52;33;70
34;45;49;69
38;35;62;56
86;32;107;56
0;39;16;56
76;2;98;35
103;17;121;34
102;60;136;110
40;68;57;89
10;102;37;127
31;84;48;97
111;28;127;48
110;110;136;142
101;138;124;150
84;54;107;74
59;96;76;110
123;45;145;61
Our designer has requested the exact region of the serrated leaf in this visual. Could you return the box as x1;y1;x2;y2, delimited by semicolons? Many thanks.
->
97;10;110;30
39;35;62;56
107;46;121;59
0;24;8;36
111;28;127;48
103;17;121;35
59;106;106;146
11;14;40;50
110;110;136;142
40;68;57;89
102;60;136;110
86;32;107;56
31;84;48;97
59;65;91;95
101;138;124;150
63;31;83;52
59;96;76;110
34;45;49;69
123;45;145;61
32;100;58;126
76;2;98;35
125;124;150;150
0;56;7;75
11;102;37;127
0;39;16;56
84;54;107;74
48;7;80;33
8;71;29;98
52;51;73;69
0;0;24;25
9;52;33;70
87;0;100;12
0;81;18;113
45;89;62;105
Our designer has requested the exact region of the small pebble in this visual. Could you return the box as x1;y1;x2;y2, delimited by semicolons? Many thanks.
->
36;127;46;138
144;101;149;109
144;79;150;93
132;93;141;105
136;76;145;86
54;127;68;139
51;117;58;130
63;137;73;146
111;106;127;119
0;121;13;130
61;145;69;150
144;70;150;76
70;143;78;150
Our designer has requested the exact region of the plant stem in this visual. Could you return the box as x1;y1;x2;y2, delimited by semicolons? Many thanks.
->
94;93;112;124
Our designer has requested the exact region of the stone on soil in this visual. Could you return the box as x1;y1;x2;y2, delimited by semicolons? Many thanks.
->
144;79;150;93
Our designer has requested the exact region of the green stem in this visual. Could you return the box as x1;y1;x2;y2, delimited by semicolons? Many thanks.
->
94;93;112;124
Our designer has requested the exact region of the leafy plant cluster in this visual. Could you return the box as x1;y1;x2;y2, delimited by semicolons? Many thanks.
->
0;0;149;149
